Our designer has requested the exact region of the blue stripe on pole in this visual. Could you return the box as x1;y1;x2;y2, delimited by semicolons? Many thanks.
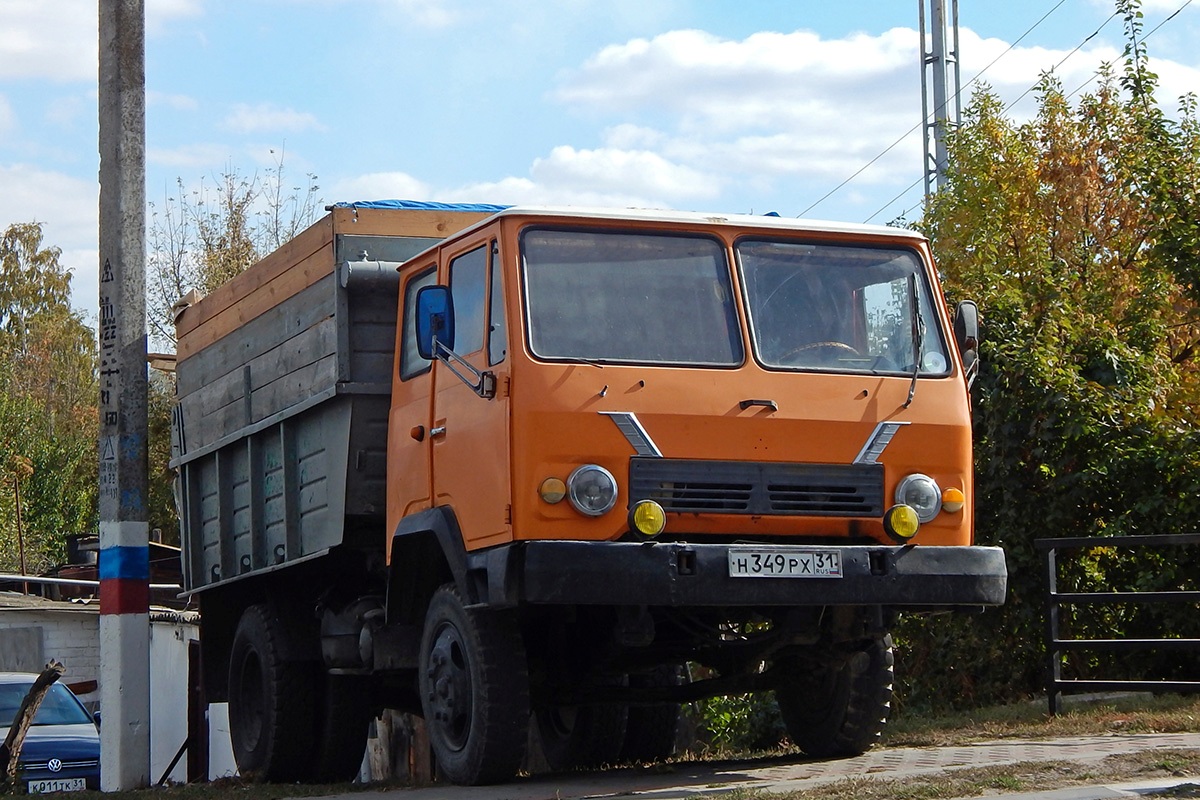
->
98;546;150;581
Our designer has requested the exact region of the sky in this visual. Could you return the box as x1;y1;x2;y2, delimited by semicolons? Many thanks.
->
1;0;1198;326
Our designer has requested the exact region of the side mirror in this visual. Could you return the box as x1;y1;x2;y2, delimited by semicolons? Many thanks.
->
953;299;978;352
415;285;454;361
953;300;979;388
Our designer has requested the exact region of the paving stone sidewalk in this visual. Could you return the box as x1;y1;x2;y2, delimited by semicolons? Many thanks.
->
315;732;1200;800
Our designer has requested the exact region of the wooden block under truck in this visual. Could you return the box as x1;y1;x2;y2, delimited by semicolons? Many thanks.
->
171;200;1007;785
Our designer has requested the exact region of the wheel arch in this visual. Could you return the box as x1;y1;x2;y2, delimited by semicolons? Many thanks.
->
387;506;472;625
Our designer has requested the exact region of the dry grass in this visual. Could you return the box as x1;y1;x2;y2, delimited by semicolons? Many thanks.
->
884;693;1200;747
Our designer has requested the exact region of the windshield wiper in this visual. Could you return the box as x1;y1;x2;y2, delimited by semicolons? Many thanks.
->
904;273;924;409
556;356;605;368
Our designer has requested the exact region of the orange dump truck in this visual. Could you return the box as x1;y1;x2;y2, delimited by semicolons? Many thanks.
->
172;200;1006;785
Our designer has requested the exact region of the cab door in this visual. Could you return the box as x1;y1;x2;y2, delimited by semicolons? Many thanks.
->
388;264;438;535
430;237;512;550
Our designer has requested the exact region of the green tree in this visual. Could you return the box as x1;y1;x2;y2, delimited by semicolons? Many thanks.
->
0;222;97;574
895;0;1200;710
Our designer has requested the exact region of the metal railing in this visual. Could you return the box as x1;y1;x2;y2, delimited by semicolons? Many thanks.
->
1037;534;1200;714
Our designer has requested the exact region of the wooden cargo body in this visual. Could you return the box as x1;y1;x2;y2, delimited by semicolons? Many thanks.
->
171;205;495;594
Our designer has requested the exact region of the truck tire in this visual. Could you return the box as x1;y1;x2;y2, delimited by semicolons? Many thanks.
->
535;699;627;771
619;665;684;764
308;673;372;783
228;604;316;781
419;584;530;785
775;635;894;758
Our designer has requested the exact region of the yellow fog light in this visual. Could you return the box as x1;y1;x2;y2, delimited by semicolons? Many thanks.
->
942;487;965;514
629;500;666;537
539;477;567;504
883;504;920;541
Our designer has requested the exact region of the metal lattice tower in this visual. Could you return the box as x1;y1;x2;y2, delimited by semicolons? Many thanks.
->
920;0;962;198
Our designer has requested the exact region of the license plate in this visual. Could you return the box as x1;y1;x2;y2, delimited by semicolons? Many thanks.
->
728;548;842;578
28;778;86;794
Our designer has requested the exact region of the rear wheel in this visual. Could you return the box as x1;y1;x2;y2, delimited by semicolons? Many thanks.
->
308;673;372;782
775;635;894;758
536;700;628;771
419;584;530;785
228;604;315;782
619;665;684;764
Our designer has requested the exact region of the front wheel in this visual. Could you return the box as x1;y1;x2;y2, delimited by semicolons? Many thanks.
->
775;635;894;758
418;584;530;785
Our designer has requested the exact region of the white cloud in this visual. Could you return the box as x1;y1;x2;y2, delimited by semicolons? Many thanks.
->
0;0;96;81
146;0;203;34
0;0;201;82
222;103;326;135
328;171;433;203
0;95;14;133
148;143;241;171
148;91;199;112
386;0;461;29
530;145;718;201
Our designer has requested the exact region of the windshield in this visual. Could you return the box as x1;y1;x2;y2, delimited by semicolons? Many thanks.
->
0;683;93;727
522;229;743;366
737;239;949;375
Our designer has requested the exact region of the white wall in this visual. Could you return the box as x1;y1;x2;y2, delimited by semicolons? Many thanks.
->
0;601;234;784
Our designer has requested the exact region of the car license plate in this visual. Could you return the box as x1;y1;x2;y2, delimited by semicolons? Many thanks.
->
728;548;842;578
28;778;86;794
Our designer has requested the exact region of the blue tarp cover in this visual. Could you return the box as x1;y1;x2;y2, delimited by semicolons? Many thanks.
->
331;199;510;213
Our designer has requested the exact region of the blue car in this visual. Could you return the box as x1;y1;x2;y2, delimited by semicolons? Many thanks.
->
0;673;100;793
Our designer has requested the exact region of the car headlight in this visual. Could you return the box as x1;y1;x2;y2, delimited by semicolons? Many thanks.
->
567;464;618;517
895;473;942;523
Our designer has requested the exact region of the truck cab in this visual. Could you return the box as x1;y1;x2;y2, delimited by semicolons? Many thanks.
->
385;207;1003;781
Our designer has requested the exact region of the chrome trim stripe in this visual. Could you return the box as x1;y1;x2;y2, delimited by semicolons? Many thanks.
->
853;421;910;465
600;411;663;458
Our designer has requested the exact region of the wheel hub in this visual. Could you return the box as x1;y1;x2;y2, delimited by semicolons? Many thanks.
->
425;622;472;751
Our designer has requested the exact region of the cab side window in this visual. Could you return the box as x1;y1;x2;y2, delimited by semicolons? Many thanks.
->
400;267;436;380
487;240;506;366
450;246;488;356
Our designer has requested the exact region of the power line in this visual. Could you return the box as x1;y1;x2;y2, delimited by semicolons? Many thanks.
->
800;0;1070;218
874;0;1195;225
1064;0;1195;100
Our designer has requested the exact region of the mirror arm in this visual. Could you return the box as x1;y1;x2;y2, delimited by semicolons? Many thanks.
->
434;336;497;399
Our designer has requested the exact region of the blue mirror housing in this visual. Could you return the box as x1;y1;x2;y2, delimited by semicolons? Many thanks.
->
415;285;454;361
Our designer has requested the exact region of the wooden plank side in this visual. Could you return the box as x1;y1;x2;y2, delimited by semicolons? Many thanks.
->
177;244;335;361
176;273;337;396
179;316;338;424
176;214;335;338
331;206;495;238
250;354;339;425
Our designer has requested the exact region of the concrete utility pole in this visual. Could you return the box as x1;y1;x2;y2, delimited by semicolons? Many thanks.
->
920;0;962;198
98;0;151;790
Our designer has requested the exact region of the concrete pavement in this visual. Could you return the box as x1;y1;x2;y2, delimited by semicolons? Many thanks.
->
312;732;1200;800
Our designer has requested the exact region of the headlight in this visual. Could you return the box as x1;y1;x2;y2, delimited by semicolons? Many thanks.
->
567;464;618;517
894;473;941;523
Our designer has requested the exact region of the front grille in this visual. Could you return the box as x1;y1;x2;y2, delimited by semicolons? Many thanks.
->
21;759;99;771
629;458;883;517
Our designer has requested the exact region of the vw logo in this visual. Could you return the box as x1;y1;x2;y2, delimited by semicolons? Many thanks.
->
47;758;63;773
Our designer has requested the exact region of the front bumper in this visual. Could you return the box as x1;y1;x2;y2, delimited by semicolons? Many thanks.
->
474;541;1007;608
